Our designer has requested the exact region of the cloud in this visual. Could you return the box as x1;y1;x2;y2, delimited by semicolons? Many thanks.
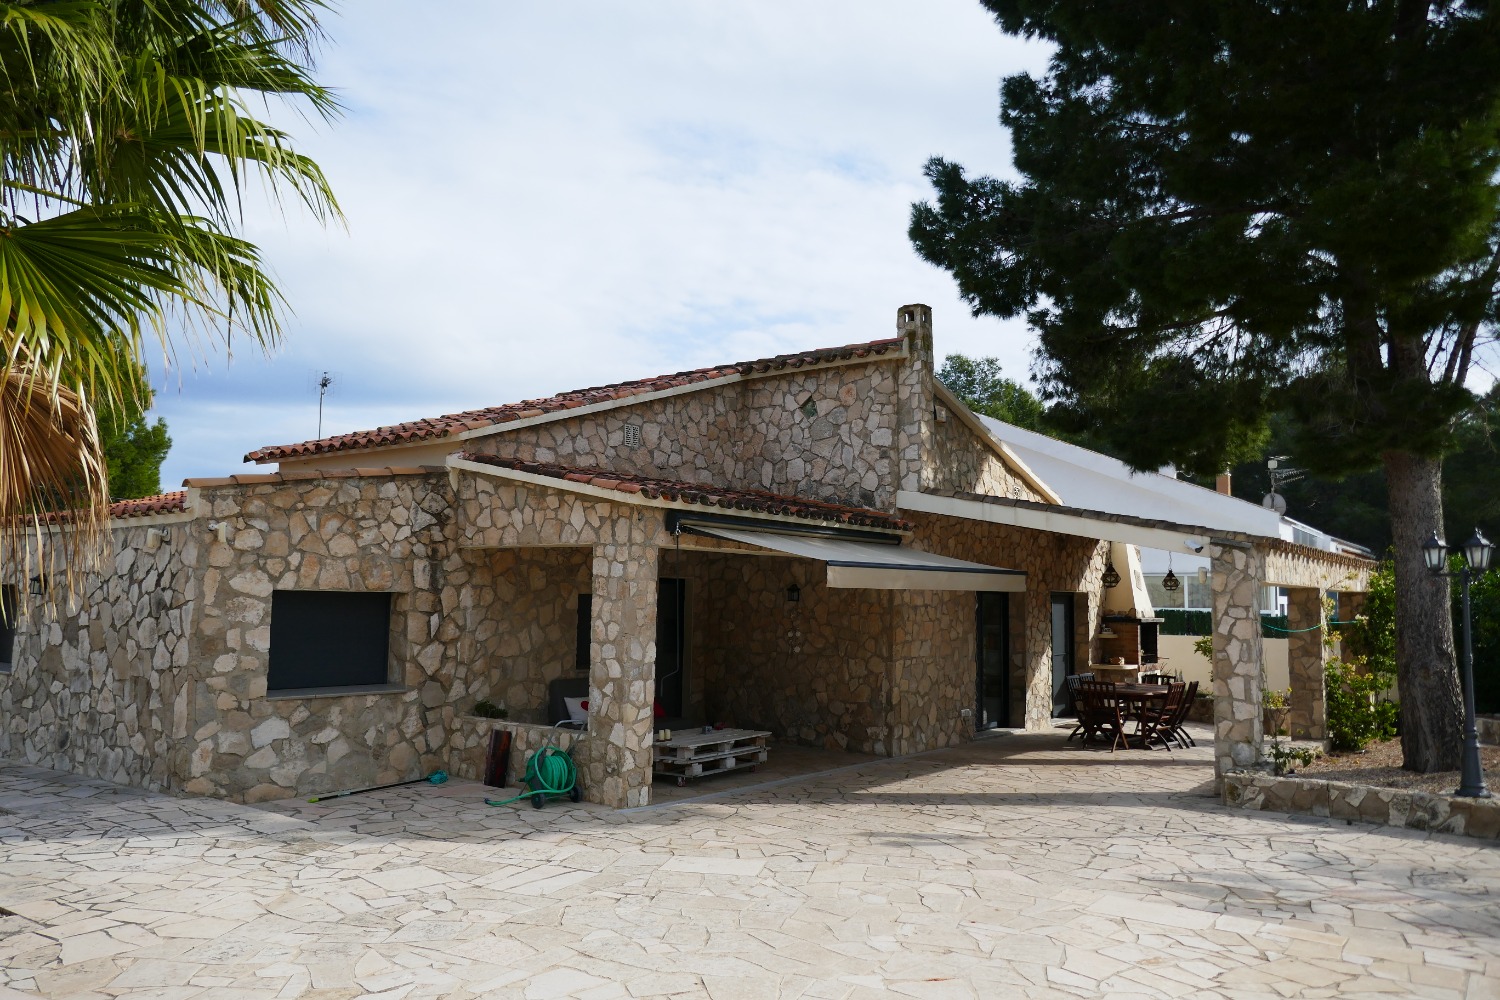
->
154;0;1051;486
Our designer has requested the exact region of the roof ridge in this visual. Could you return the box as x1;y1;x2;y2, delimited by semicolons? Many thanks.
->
246;335;906;465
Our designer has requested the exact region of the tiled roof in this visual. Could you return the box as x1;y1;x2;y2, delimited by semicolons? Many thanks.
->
110;491;189;519
459;454;912;531
245;337;906;464
35;491;189;525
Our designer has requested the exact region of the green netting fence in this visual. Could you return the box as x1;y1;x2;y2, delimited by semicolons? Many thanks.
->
1157;608;1289;638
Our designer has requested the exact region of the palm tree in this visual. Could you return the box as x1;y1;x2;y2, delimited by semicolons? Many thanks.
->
0;0;340;606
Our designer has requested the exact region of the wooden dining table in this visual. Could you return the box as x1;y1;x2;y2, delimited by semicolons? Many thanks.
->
1106;682;1171;729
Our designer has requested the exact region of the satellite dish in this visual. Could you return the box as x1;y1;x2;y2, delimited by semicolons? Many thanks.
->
1262;492;1287;514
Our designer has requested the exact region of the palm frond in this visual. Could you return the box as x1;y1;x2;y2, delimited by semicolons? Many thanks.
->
0;364;108;617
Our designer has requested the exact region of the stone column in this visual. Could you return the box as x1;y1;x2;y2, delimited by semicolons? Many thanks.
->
585;516;658;808
1023;588;1054;730
1211;542;1265;783
1286;587;1326;740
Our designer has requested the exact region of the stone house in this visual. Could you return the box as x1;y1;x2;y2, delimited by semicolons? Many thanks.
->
0;305;1371;807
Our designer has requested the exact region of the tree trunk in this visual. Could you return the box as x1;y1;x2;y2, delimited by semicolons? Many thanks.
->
1382;450;1463;772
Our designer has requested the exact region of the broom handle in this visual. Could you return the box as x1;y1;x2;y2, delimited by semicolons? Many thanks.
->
307;775;429;803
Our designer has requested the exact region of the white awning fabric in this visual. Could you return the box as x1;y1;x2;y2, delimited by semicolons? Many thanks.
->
684;523;1027;593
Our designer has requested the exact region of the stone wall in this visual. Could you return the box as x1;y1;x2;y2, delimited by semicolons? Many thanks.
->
1223;772;1500;840
456;547;591;725
1263;542;1373;592
476;359;903;511
447;717;593;789
927;407;1042;502
901;512;1109;735
0;518;199;792
187;472;456;802
679;550;895;755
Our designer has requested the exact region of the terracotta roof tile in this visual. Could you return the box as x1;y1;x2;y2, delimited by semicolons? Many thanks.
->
36;491;190;526
109;491;189;520
245;336;906;464
460;454;911;531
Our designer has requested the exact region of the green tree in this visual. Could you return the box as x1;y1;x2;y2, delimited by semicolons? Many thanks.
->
910;2;1500;773
937;354;1045;430
97;367;171;500
0;0;340;601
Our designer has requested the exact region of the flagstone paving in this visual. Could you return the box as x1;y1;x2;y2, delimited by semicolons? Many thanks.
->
2;726;1498;999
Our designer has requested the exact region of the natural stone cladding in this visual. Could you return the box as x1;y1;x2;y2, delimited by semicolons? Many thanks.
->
1212;543;1266;781
1223;772;1500;840
902;512;1109;734
0;519;199;792
182;471;455;803
476;359;903;511
927;405;1042;502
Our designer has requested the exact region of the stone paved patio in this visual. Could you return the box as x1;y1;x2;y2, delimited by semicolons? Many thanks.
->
2;726;1498;999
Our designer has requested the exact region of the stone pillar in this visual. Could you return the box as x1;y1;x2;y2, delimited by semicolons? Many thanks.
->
894;304;936;493
1286;587;1326;740
586;517;658;808
1212;542;1265;783
1024;587;1054;730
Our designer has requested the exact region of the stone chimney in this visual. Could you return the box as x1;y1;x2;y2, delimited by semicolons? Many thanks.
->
895;304;935;493
1215;471;1232;496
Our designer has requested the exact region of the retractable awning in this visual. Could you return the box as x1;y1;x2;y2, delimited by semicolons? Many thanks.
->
680;522;1027;593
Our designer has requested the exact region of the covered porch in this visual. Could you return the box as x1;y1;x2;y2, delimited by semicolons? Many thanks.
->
447;456;1037;808
897;490;1373;786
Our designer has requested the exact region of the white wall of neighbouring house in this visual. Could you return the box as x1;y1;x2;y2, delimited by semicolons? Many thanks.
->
1158;634;1290;694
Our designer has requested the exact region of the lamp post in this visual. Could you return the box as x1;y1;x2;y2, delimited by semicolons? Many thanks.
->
1422;529;1492;798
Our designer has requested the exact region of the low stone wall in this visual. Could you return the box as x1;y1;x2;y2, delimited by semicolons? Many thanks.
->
1480;715;1499;746
447;717;593;789
1223;772;1500;840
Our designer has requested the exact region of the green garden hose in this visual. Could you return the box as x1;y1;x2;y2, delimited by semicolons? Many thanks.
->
485;741;580;808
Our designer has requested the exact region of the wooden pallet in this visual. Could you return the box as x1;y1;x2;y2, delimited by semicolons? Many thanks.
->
653;729;771;786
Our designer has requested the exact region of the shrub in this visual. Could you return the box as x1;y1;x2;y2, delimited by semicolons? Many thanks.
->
472;699;508;720
1325;660;1397;751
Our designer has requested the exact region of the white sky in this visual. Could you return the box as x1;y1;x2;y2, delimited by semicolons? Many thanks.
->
150;1;1050;487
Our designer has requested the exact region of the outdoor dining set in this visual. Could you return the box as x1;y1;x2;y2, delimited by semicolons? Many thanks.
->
1064;673;1200;752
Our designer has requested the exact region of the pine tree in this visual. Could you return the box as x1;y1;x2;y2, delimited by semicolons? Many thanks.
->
910;1;1500;772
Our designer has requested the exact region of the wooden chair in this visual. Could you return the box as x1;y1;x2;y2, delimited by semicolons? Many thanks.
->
1064;672;1095;740
1078;680;1127;751
1166;680;1199;749
1140;672;1171;685
1134;682;1186;751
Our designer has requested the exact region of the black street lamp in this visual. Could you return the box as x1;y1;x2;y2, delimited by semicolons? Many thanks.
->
1423;529;1492;798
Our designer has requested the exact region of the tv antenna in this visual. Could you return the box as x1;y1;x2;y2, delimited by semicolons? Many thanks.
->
1262;456;1303;514
311;370;339;437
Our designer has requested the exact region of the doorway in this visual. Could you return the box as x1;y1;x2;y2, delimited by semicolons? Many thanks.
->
656;578;686;718
976;592;1010;729
1050;593;1076;716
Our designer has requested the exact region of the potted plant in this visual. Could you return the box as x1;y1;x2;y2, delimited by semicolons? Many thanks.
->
1262;688;1291;736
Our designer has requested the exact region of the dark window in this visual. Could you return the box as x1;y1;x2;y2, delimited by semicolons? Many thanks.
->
268;591;392;693
655;579;686;718
0;585;16;671
575;593;592;672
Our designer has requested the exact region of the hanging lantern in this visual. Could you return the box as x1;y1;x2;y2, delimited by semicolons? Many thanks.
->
1161;569;1181;592
1101;560;1121;589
